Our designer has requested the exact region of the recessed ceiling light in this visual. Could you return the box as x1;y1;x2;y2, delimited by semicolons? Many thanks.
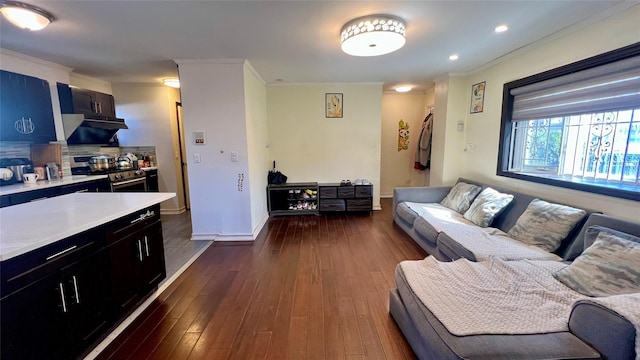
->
395;86;412;93
449;54;459;61
495;24;509;33
163;79;180;88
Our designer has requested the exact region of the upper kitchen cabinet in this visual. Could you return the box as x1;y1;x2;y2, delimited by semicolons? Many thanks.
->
57;83;116;118
0;70;56;143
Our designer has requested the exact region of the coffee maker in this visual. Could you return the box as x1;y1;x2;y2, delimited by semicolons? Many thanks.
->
0;158;34;185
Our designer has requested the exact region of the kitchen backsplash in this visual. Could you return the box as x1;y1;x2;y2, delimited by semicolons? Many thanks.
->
68;144;157;166
1;141;157;177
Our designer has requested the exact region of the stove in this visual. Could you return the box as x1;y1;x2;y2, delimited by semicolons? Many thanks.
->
71;166;148;192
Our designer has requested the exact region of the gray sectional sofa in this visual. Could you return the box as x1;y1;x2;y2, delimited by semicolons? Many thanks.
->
390;178;640;359
393;178;597;262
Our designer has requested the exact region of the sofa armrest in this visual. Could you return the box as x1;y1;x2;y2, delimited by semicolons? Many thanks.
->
569;300;636;359
393;186;451;215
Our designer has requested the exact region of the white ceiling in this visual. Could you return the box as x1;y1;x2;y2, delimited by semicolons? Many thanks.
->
1;1;636;92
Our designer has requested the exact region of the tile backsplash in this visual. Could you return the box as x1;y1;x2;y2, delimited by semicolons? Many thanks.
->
1;141;157;177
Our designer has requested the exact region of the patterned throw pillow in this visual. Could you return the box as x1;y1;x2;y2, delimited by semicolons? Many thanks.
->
439;182;482;214
463;187;514;227
554;231;640;297
507;199;586;252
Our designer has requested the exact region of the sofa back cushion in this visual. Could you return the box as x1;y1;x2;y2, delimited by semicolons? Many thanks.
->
507;199;587;252
439;182;482;214
564;213;640;261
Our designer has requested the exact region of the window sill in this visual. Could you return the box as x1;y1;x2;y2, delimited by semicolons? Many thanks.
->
497;171;640;201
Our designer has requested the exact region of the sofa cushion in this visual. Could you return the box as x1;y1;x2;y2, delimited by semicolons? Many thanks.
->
554;231;640;297
463;187;514;227
392;268;601;360
584;225;640;249
396;202;419;225
439;182;482;214
507;199;587;252
413;217;439;247
437;230;563;262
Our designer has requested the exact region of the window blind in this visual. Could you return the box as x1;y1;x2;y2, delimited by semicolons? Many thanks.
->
510;56;640;121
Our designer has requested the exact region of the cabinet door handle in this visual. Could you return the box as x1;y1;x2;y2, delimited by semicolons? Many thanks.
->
46;245;78;261
137;240;143;262
72;275;80;304
144;236;150;257
59;283;68;313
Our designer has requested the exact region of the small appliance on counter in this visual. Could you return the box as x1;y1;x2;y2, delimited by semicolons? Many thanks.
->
0;158;34;185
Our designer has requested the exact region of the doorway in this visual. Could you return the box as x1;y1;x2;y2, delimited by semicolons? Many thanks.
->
176;102;191;210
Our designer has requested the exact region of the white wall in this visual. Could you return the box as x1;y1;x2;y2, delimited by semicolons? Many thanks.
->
380;91;433;197
244;64;270;235
111;83;183;213
267;84;383;209
177;59;255;240
449;5;640;221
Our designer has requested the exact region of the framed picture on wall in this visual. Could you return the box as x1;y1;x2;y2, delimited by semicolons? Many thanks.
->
470;81;486;114
325;93;343;118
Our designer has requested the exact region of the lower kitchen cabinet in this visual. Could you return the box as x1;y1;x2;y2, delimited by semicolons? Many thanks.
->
107;205;166;318
0;177;110;208
0;204;166;359
0;230;111;360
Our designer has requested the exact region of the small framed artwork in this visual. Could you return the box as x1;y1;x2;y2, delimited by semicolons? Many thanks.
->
470;81;486;114
325;93;343;118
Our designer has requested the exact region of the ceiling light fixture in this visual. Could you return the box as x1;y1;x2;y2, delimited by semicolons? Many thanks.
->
163;79;180;88
0;1;54;31
495;24;509;33
395;86;412;93
449;54;459;61
341;14;406;57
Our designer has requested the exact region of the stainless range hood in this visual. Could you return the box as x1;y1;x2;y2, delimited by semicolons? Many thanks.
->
63;114;128;145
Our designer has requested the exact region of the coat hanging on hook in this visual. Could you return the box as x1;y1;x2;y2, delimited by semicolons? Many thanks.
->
414;112;433;170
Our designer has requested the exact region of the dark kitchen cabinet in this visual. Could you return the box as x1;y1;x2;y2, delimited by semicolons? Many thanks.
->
107;205;165;318
0;70;56;143
145;169;159;192
0;229;111;360
57;83;116;118
0;177;111;208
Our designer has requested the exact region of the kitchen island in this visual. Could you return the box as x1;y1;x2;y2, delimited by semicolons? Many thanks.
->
0;192;175;360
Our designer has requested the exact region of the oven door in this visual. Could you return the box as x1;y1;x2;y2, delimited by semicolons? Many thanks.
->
111;177;147;192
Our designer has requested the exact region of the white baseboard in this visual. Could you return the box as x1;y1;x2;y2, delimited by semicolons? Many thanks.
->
160;207;186;215
190;212;268;242
380;194;394;198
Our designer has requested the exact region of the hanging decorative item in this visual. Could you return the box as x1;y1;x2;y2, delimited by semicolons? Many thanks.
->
398;119;410;151
470;81;486;113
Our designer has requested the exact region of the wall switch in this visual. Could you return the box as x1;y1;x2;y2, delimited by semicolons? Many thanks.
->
194;153;201;163
231;151;238;162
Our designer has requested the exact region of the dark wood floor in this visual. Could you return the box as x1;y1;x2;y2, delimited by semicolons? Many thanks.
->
96;198;426;360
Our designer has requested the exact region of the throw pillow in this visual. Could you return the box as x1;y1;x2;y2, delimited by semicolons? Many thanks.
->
507;199;586;252
439;182;482;214
463;187;514;227
554;231;640;297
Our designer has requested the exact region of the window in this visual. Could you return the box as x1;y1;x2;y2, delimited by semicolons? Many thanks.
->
498;42;640;201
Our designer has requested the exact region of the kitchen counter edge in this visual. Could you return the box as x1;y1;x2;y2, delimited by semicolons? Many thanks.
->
0;174;109;196
0;192;176;261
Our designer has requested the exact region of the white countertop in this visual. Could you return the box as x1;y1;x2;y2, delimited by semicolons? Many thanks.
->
0;175;109;196
0;192;175;261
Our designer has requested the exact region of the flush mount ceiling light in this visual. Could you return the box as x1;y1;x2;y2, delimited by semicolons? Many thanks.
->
341;14;406;57
449;54;459;61
163;79;180;88
0;1;55;31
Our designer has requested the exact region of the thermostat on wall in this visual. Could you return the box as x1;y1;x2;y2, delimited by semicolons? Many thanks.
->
194;131;206;144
